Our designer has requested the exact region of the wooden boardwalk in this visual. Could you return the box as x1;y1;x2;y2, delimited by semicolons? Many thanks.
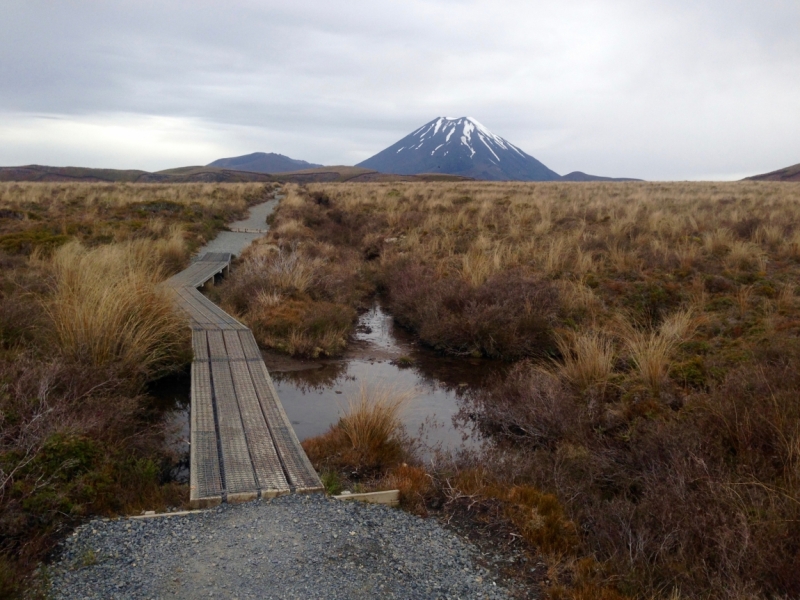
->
166;253;322;507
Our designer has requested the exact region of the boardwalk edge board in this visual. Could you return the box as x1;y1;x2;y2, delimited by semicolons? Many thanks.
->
166;252;323;507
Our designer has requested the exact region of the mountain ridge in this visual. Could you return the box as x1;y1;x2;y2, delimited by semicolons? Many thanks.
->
561;171;642;182
357;117;561;181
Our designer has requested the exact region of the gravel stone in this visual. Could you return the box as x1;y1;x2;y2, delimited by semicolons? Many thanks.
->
48;494;510;599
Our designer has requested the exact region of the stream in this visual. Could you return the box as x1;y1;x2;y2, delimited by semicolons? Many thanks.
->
267;303;503;452
151;195;504;482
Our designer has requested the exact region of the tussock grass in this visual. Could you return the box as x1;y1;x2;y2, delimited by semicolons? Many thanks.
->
555;331;615;392
339;383;412;454
45;240;188;381
302;383;416;479
216;237;365;358
615;309;697;394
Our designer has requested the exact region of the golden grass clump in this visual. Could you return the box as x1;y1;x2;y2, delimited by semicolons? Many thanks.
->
45;240;188;381
555;331;615;392
617;308;697;395
339;383;413;454
302;383;415;480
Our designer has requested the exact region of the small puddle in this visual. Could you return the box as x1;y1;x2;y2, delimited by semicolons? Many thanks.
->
266;304;505;454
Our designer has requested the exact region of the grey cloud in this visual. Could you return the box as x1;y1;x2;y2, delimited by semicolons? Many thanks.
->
1;0;798;178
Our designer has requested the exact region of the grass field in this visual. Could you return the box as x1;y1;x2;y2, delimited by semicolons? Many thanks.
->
0;182;277;596
224;180;800;599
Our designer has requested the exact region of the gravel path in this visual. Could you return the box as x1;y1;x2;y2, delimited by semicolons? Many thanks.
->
48;494;510;599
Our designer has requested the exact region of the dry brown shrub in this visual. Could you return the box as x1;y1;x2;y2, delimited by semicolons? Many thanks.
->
388;264;558;359
463;365;585;449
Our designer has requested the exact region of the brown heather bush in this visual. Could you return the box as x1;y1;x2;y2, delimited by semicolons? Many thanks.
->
461;342;800;599
386;264;559;359
272;180;800;599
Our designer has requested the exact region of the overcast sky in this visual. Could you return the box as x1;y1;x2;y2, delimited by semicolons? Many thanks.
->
1;0;798;180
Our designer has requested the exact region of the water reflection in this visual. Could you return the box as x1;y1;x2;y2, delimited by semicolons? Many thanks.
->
271;304;506;453
146;370;191;483
156;304;507;480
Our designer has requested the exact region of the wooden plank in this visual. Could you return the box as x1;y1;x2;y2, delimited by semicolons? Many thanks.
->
177;288;240;330
238;330;262;361
206;330;229;361
166;262;219;288
167;260;228;289
198;252;232;263
334;490;400;506
190;361;223;506
228;358;290;493
248;361;323;491
223;330;247;360
181;288;246;329
191;331;209;361
210;360;258;495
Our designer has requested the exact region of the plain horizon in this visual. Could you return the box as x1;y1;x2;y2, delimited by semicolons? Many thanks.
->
1;2;799;181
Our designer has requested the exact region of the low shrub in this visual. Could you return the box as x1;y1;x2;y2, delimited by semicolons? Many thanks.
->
387;264;559;359
463;341;800;599
248;298;355;358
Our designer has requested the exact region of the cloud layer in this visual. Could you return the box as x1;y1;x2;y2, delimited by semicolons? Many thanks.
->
1;0;798;179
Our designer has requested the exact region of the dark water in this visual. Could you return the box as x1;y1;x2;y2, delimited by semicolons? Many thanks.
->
271;304;505;453
146;370;191;483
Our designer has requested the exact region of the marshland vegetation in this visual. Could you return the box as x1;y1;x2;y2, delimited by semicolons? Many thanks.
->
221;181;800;599
0;181;277;596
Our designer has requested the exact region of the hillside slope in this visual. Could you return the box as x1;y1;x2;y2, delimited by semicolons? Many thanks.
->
745;163;800;182
208;152;323;173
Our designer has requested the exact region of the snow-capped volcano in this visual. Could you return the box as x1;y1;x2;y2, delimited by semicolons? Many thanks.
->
356;117;560;181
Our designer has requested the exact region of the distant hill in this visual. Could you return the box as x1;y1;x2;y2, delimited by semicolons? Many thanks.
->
0;164;276;183
357;117;560;181
560;171;642;182
208;152;323;174
0;164;471;185
744;163;800;182
265;166;472;184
